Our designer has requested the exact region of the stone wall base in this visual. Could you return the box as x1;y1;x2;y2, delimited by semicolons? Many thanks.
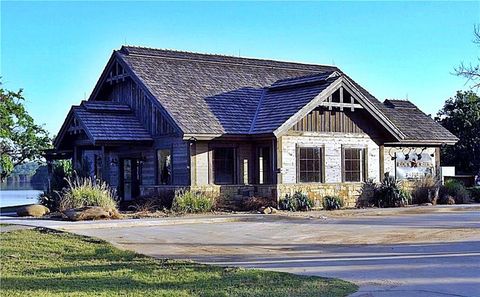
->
277;183;364;208
141;183;366;209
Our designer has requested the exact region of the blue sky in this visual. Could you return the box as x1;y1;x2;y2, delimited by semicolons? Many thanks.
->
1;1;479;135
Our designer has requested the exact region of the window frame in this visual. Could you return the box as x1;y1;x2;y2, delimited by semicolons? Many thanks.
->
296;145;325;183
212;147;237;185
342;146;367;183
157;148;173;185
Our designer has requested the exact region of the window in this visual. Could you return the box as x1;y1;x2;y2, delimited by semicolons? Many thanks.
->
297;147;323;183
94;154;102;179
213;148;235;184
157;149;172;185
258;147;271;184
343;148;366;182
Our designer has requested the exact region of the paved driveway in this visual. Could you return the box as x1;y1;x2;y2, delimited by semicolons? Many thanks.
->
3;206;480;297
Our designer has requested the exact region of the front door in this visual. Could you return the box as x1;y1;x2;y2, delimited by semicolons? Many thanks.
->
121;158;140;201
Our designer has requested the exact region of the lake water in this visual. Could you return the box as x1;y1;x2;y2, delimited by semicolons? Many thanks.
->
0;190;42;207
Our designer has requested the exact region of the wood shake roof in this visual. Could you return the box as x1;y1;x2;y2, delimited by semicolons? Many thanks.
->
95;46;457;144
73;101;153;144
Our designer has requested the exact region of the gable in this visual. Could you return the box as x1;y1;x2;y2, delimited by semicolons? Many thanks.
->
88;53;181;136
270;76;405;140
54;101;153;150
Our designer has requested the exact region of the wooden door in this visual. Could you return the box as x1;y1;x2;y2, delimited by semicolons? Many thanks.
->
120;158;140;201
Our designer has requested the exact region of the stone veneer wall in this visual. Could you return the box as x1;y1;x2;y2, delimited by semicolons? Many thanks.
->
280;133;381;183
276;183;364;208
141;183;363;209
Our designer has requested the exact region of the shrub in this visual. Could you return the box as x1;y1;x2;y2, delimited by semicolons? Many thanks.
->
376;175;410;208
411;175;440;205
357;179;378;208
172;189;214;213
439;180;471;204
59;176;118;211
279;191;313;212
323;196;343;210
468;187;480;203
242;196;276;211
39;160;73;211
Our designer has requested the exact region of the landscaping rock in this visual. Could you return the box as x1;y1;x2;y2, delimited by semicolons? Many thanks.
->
447;196;456;205
420;203;433;206
259;206;278;214
62;206;117;221
16;205;50;217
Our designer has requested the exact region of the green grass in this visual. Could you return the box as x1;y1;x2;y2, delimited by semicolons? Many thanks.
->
0;229;357;297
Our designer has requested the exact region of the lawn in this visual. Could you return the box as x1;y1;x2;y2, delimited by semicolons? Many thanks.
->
0;229;357;296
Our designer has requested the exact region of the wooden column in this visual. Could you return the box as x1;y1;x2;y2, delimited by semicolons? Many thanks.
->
435;147;441;177
190;141;197;186
379;145;385;181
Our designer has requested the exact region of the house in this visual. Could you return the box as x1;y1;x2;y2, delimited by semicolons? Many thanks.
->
52;46;458;207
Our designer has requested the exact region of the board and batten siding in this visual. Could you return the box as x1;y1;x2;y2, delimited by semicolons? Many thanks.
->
153;137;190;186
106;79;176;136
280;133;381;184
290;108;389;139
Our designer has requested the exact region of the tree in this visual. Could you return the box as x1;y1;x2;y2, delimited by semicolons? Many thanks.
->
454;25;480;89
435;91;480;174
0;83;51;181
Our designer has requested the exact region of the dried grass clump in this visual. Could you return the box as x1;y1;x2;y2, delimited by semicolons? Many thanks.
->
59;176;118;211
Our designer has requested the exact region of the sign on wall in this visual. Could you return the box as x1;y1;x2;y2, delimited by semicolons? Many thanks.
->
395;152;434;180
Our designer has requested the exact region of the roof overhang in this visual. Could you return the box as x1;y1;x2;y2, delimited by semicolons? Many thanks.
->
383;139;458;146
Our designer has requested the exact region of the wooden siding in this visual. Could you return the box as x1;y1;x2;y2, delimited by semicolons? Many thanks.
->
289;107;390;140
291;107;365;133
104;79;176;136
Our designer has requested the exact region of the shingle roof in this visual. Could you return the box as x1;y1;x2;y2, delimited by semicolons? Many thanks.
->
117;46;337;135
114;46;457;143
73;101;153;144
253;76;336;133
379;99;458;143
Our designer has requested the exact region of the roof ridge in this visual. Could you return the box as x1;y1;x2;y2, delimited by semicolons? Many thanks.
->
120;45;338;72
249;88;267;133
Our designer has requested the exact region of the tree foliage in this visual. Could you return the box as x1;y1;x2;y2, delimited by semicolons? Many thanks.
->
435;91;480;174
454;25;480;89
0;83;51;181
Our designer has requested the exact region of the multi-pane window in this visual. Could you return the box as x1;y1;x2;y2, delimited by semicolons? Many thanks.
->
157;149;172;185
343;148;366;182
298;147;323;183
213;148;235;184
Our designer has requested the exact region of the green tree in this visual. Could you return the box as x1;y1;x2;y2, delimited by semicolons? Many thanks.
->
435;91;480;174
0;83;51;181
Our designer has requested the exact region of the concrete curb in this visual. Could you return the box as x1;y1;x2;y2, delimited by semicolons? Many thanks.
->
0;214;268;231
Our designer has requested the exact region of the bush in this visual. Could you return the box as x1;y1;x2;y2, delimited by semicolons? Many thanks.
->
411;175;440;205
323;196;343;210
59;176;118;211
376;175;410;208
242;196;276;211
279;191;313;212
172;189;214;213
39;160;73;211
468;187;480;203
439;180;471;204
357;179;378;208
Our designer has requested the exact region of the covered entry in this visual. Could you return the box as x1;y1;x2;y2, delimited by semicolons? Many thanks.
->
53;101;153;200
